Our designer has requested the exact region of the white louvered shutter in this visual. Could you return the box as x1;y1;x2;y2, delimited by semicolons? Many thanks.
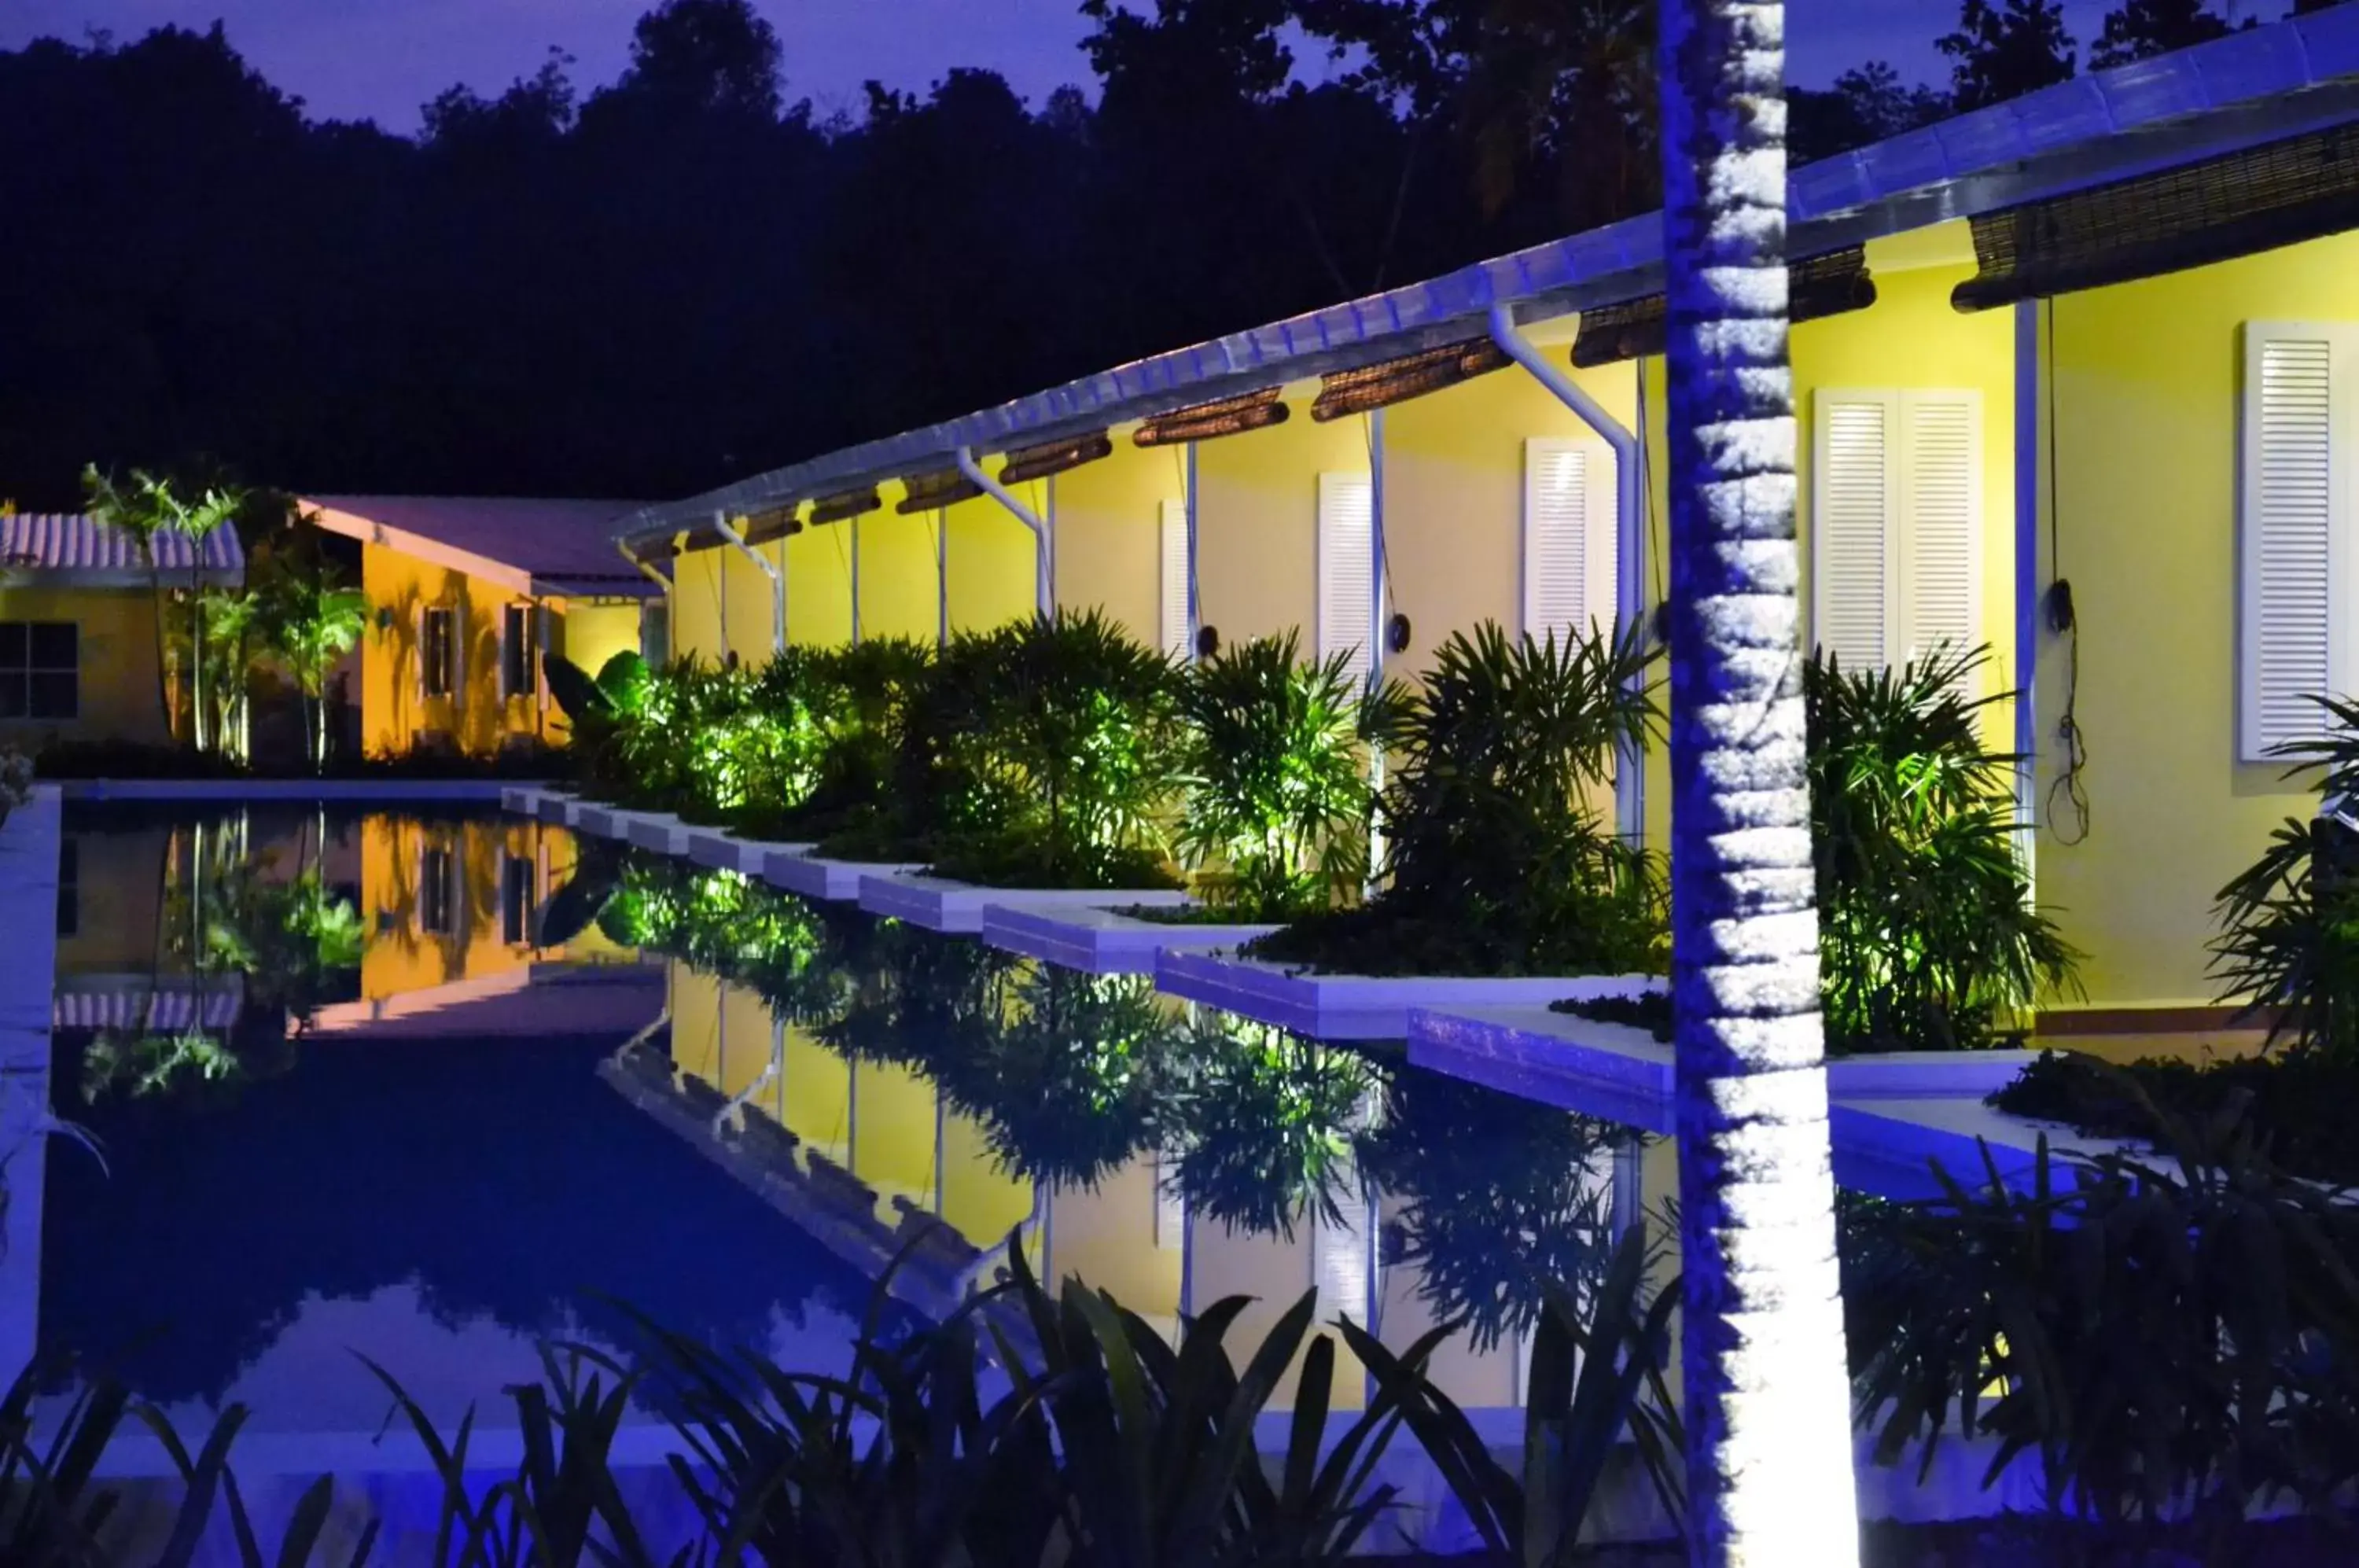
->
1317;473;1375;687
1899;390;1983;672
1522;436;1619;648
2241;324;2358;760
1159;499;1191;660
1812;391;1897;672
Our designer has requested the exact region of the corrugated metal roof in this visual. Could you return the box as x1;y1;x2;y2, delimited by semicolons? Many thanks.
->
53;979;245;1032
617;2;2359;547
1;513;246;576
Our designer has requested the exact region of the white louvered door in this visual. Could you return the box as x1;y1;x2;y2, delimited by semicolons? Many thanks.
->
1812;388;1985;680
1159;499;1191;660
2241;323;2359;760
1812;392;1899;672
1523;436;1618;647
1317;473;1375;687
1899;391;1983;670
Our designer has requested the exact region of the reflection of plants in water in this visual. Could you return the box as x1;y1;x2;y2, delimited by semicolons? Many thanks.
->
1162;1018;1376;1240
938;967;1180;1189
80;1028;244;1103
1359;1069;1629;1351
593;856;693;949
819;921;1015;1077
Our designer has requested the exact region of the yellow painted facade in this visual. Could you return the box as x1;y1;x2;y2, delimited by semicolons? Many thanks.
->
786;526;856;647
2033;227;2359;1008
562;602;645;684
1193;388;1373;650
1053;429;1185;643
0;585;172;747
856;505;942;645
944;488;1040;634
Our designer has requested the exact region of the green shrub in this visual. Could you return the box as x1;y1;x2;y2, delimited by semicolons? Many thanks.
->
1988;1047;2359;1185
1253;622;1663;977
1175;631;1406;920
919;610;1189;889
1808;645;2077;1054
1844;1125;2359;1531
2212;692;2359;1058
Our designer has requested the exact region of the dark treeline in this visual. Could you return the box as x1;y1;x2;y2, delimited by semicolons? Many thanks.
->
0;0;2295;509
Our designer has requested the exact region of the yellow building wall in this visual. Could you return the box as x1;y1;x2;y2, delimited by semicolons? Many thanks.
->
856;501;942;645
1194;390;1372;649
669;546;728;665
358;815;550;1001
944;488;1040;634
1052;430;1181;642
561;602;645;684
668;966;725;1084
787;525;856;648
0;585;170;746
1379;343;1641;679
2036;228;2359;1008
359;543;561;757
1036;1158;1180;1315
722;536;783;664
54;822;168;974
719;985;776;1100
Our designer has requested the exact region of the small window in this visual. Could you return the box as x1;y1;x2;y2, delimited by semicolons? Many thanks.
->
421;608;458;700
419;845;457;937
500;605;536;700
0;620;79;720
501;852;535;945
56;838;79;938
642;601;671;668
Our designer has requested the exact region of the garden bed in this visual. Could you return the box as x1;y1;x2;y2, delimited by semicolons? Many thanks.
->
979;902;1283;974
1408;1005;2038;1145
858;874;1194;935
1154;951;1654;1041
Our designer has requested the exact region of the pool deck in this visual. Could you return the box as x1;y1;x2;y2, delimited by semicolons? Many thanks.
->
859;875;1194;935
1153;949;1656;1041
979;902;1283;974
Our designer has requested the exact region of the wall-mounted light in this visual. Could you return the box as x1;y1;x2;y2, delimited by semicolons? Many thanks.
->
1386;613;1412;655
376;607;396;632
1195;625;1221;658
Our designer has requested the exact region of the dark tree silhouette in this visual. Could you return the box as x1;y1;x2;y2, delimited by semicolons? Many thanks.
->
1938;0;2078;111
2092;0;2239;68
1790;61;1951;164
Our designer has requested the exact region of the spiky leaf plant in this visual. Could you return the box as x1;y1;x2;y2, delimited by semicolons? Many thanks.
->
1254;622;1664;977
2213;692;2359;1058
1176;631;1408;920
1808;643;2078;1054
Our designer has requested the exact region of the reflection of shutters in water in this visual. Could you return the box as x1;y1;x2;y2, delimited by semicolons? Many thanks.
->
1316;473;1375;686
501;852;535;945
420;845;457;937
1810;388;1984;679
2240;323;2359;760
1159;499;1191;660
1522;437;1618;647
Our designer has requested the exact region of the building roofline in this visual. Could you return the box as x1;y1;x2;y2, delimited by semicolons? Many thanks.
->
617;3;2359;549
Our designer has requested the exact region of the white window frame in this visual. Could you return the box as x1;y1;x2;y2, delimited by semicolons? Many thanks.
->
1520;436;1619;648
1316;471;1376;687
0;620;79;721
498;602;536;701
2239;322;2359;761
1809;387;1986;679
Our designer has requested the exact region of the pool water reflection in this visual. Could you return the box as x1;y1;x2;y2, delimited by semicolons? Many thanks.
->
36;812;1669;1445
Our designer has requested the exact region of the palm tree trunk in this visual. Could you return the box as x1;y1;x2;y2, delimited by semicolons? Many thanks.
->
1659;0;1860;1560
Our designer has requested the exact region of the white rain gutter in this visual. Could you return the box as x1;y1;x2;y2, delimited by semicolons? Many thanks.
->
955;446;1053;618
712;510;786;656
616;539;672;593
1486;302;1647;844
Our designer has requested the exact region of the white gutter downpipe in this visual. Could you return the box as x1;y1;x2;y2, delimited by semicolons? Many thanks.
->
955;446;1054;620
616;539;672;593
711;510;786;657
1486;302;1647;845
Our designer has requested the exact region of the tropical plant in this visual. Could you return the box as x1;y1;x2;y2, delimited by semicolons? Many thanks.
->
1807;645;2079;1054
1254;622;1662;976
925;610;1190;889
1659;0;1861;1551
1175;631;1407;919
771;637;933;843
1845;1123;2359;1537
256;556;370;771
2212;692;2359;1058
1349;1223;1687;1564
81;466;245;753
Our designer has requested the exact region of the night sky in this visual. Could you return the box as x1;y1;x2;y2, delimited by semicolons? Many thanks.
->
0;0;2166;134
